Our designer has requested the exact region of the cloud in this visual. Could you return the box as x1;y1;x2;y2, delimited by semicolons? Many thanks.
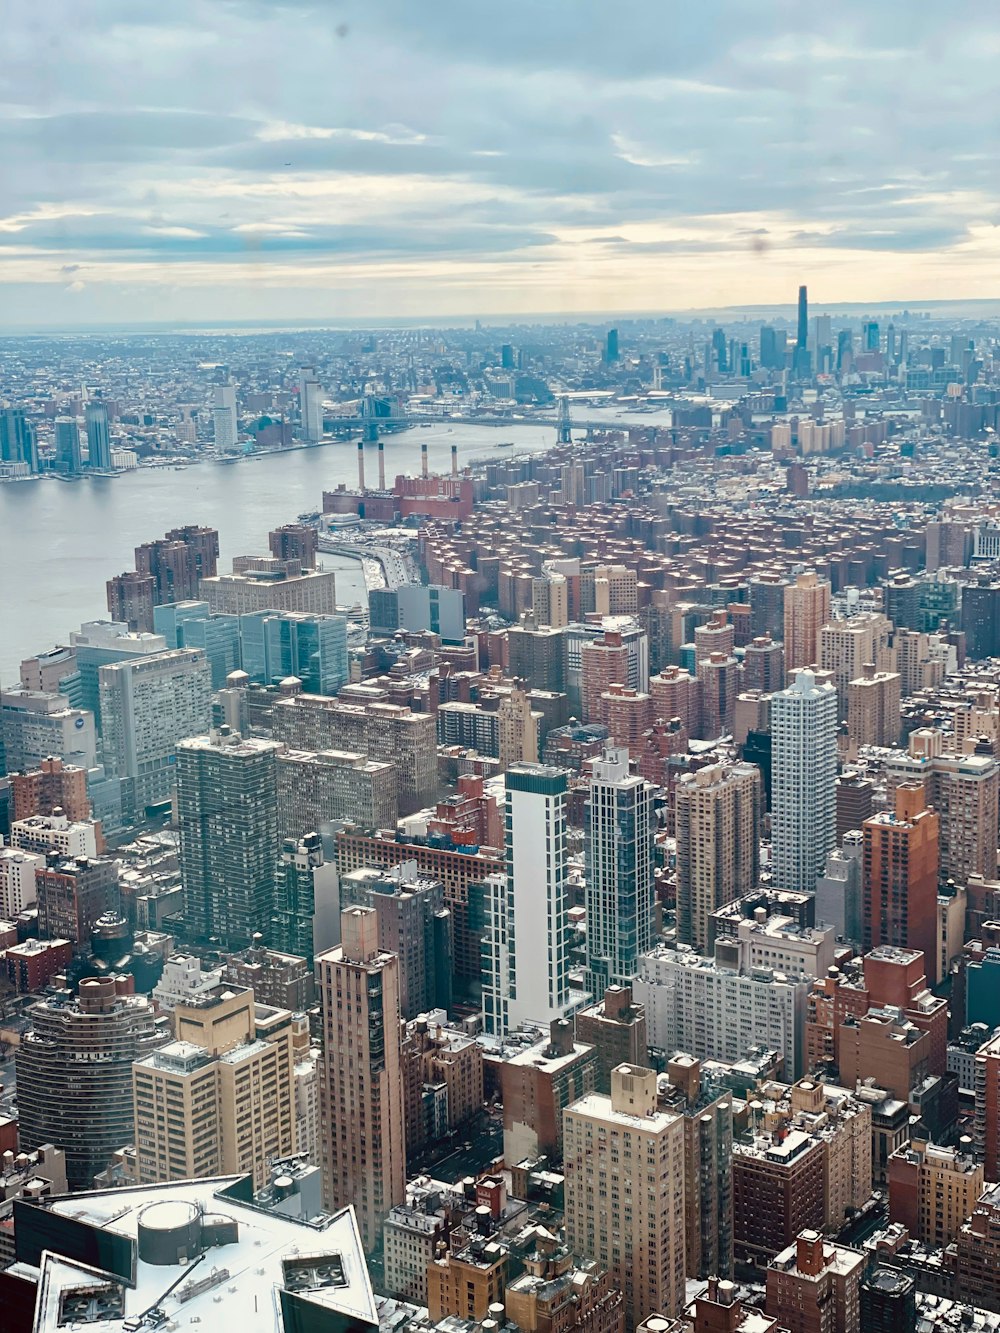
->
1;0;999;322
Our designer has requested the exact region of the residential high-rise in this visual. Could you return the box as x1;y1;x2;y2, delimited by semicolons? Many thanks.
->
269;523;319;569
744;634;785;693
85;400;112;470
16;977;165;1188
564;1064;686;1322
574;985;648;1093
797;285;808;349
272;831;344;959
106;570;157;632
784;572;830;673
765;1230;864;1333
862;786;940;981
771;669;838;893
847;664;901;748
276;748;397;842
819;613;893;714
200;562;338;616
955;1184;1000;1316
137;524;220;602
584;748;655;998
175;730;281;947
482;763;571;1036
132;982;295;1190
270;693;436;814
54;415;82;474
35;853;118;948
0;846;44;918
339;863;452;1018
212;381;238;450
887;1130;983;1249
10;755;90;824
316;906;406;1252
98;648;212;822
675;761;761;952
0;405;38;471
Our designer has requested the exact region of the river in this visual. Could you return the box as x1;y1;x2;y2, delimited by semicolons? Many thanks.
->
0;422;563;686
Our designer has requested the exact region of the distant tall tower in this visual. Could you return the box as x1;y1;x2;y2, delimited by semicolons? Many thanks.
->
482;764;571;1036
676;762;762;952
783;571;831;673
584;748;655;998
0;407;38;472
770;669;838;893
317;906;406;1252
606;328;619;363
862;785;940;980
797;285;808;349
54;416;82;474
175;731;281;947
299;367;323;442
212;382;237;451
85;400;112;470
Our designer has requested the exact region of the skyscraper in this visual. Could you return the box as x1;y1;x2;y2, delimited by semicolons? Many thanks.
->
98;648;213;822
783;571;831;673
299;367;324;442
212;381;238;451
584;748;655;998
771;669;838;893
482;763;571;1036
676;761;762;952
17;977;165;1189
564;1064;686;1322
175;730;281;947
605;328;619;363
239;609;349;695
317;906;406;1252
85;400;112;470
862;785;940;981
132;982;295;1189
797;285;808;349
0;406;38;471
54;415;82;474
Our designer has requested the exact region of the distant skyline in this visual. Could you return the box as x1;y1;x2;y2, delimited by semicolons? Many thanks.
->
3;1;1000;327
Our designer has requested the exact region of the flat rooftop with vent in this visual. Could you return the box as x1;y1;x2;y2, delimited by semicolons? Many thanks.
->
11;1163;377;1333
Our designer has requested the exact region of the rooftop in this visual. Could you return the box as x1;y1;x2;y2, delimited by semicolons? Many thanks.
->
29;1175;377;1333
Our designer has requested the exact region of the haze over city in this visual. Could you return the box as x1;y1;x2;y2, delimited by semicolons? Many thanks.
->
5;1;1000;327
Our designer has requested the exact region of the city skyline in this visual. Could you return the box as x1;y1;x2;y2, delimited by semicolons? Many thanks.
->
4;2;1000;326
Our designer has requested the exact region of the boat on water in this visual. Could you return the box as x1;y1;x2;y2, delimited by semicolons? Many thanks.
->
496;441;514;448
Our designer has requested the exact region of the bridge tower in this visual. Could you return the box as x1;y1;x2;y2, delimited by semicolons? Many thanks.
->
361;393;380;444
557;395;572;443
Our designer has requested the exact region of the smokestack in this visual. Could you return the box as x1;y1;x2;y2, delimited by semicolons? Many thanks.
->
357;440;366;491
451;443;458;477
421;441;429;479
378;440;385;490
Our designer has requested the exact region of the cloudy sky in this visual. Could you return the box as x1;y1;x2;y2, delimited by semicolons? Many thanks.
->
2;1;1000;327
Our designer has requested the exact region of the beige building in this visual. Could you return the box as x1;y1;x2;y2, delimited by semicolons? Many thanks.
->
885;728;1000;881
675;762;761;953
132;983;295;1190
888;1131;984;1249
564;1064;686;1322
199;563;338;615
533;571;570;628
316;906;406;1252
818;613;893;713
847;665;901;749
498;684;540;768
783;572;830;674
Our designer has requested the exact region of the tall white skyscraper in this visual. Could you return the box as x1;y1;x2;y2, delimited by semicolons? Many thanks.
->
584;747;655;998
212;382;237;451
482;763;571;1036
299;368;323;442
770;668;838;892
